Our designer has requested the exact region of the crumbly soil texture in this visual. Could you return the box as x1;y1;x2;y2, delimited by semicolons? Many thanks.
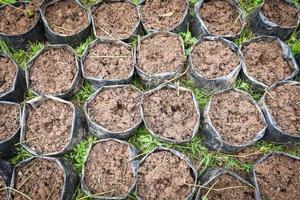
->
83;42;132;80
92;2;139;39
0;56;16;95
0;177;7;199
140;0;186;31
209;90;265;145
25;100;73;154
199;0;243;35
0;0;41;35
191;40;239;79
137;150;194;200
84;140;134;197
265;83;300;136
0;103;19;141
242;40;293;86
29;47;77;95
88;86;142;132
14;158;64;200
138;33;184;75
143;88;198;141
45;0;89;35
262;0;299;27
255;154;300;200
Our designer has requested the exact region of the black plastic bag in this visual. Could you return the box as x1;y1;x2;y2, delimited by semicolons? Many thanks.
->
0;160;12;200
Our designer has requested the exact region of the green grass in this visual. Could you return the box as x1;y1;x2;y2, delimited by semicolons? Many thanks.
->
239;0;262;14
286;31;300;56
72;81;94;107
179;30;198;56
234;78;263;101
75;36;95;56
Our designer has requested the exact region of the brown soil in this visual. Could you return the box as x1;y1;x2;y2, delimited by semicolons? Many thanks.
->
262;0;299;27
88;86;142;132
234;146;263;163
45;0;89;35
209;90;265;145
140;0;186;31
29;47;77;95
25;100;72;154
265;83;300;136
143;87;198;141
14;158;64;200
255;154;300;200
0;103;19;141
137;33;184;75
83;42;132;80
0;56;16;95
84;140;134;197
0;177;7;199
92;2;138;39
242;40;293;86
191;40;239;79
0;0;41;35
199;0;243;35
137;150;194;200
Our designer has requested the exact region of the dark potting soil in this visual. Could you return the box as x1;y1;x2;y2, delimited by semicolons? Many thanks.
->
25;100;73;154
45;0;89;35
14;158;64;200
140;0;186;31
199;0;243;36
137;33;184;75
84;42;132;80
209;90;265;145
255;154;300;200
242;40;293;86
0;103;19;141
29;47;77;95
143;88;198;141
0;177;6;199
262;0;299;27
0;0;41;35
191;40;239;79
137;150;194;200
84;140;134;196
88;86;142;132
0;56;16;95
92;2;139;39
265;83;300;136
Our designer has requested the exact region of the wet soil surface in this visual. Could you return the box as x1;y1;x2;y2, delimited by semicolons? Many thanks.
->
140;0;186;31
191;40;239;79
83;42;132;80
25;100;73;154
88;86;142;132
137;33;185;75
14;158;64;200
84;140;134;197
137;150;194;200
255;154;300;200
0;103;19;141
0;56;16;95
209;90;265;145
45;0;89;35
143;87;198;142
265;83;300;136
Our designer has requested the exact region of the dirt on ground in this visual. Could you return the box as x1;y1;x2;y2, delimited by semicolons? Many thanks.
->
199;0;243;36
143;87;198;142
84;140;134;197
45;0;89;35
0;177;7;199
29;47;77;95
14;158;64;200
262;0;299;27
233;146;263;163
209;90;265;145
0;0;41;35
137;150;194;200
0;56;16;95
84;42;132;80
191;40;239;79
255;154;300;200
137;33;185;75
265;83;300;136
92;2;138;39
140;0;186;31
0;103;19;141
88;86;142;132
25;100;72;154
